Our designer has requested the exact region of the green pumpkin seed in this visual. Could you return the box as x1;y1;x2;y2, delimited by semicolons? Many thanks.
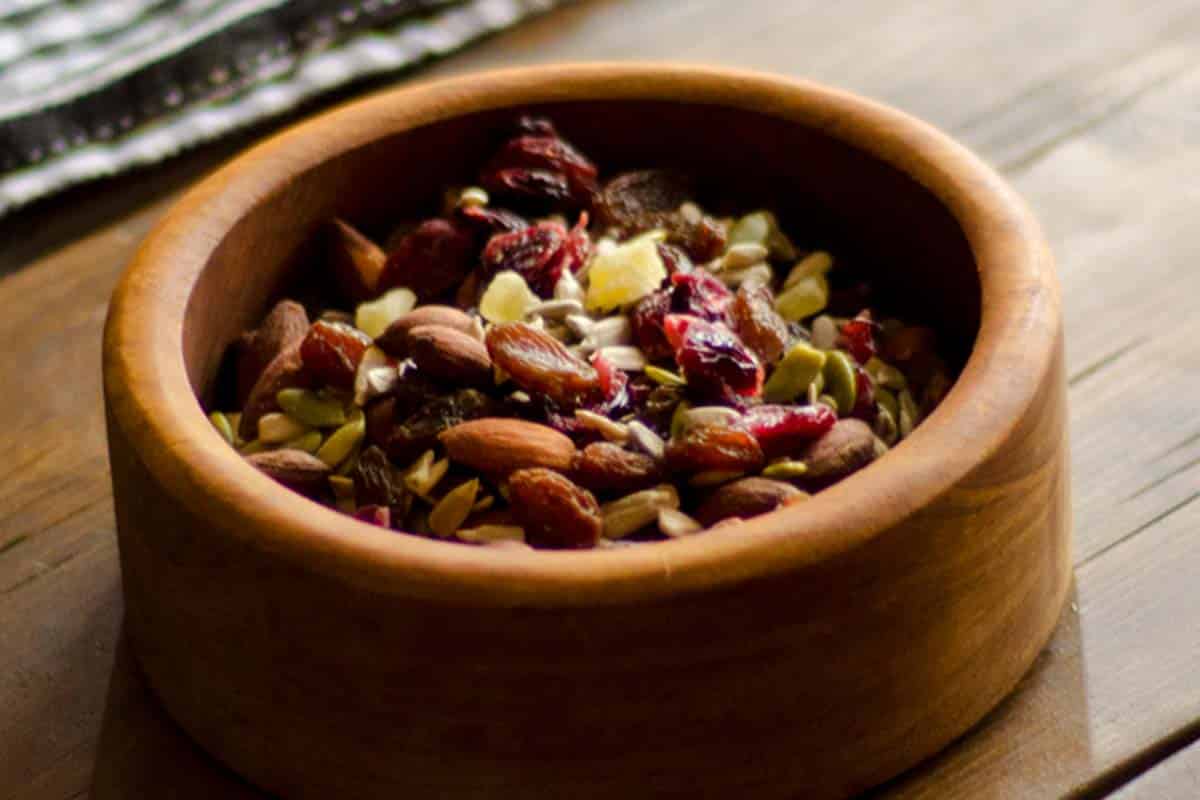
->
775;273;829;321
762;460;809;479
728;211;770;246
670;401;692;439
644;364;687;387
783;251;834;289
277;388;347;428
208;411;235;445
874;405;899;446
822;350;857;415
286;430;324;454
316;409;365;467
876;387;899;421
239;439;268;455
898;389;919;438
865;357;907;391
763;341;827;402
429;479;479;538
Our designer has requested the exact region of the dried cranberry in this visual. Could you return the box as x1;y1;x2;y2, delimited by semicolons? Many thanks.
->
670;269;732;324
481;221;565;295
553;212;592;276
456;204;528;235
378;218;477;301
732;283;789;364
839;310;879;364
850;368;877;423
663;315;763;399
486;322;602;408
353;505;391;528
479;119;598;210
657;242;694;276
299;320;372;389
630;289;674;361
590;351;629;415
665;424;764;474
481;169;575;208
741;404;837;459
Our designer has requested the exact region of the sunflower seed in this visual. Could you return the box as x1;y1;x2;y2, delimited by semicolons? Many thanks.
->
721;242;769;271
565;313;595;339
529;298;584;320
718;263;773;289
602;484;679;539
627;421;666;461
809;314;838;350
554;271;586;303
597;345;646;372
689;470;744;487
429;479;479;538
658;508;702;538
644;365;686;386
575;409;631;443
404;450;449;498
681;405;744;430
457;524;526;544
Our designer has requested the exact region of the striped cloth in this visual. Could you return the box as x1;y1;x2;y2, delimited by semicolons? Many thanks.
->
0;0;565;215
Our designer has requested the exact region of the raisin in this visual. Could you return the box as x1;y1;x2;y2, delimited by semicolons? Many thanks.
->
378;218;477;301
668;213;727;263
597;169;692;233
385;388;496;463
354;446;401;507
299;320;372;390
630;289;674;361
486;322;602;408
479;119;598;210
741;404;837;459
665;423;764;474
481;221;566;295
663;314;763;399
839;310;879;365
573;442;663;494
507;468;602;549
732;283;789;364
456;204;528;235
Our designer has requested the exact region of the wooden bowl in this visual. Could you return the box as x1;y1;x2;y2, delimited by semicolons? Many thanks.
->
103;64;1069;799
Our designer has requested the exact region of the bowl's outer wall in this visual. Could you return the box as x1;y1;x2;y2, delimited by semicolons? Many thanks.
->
104;67;1070;799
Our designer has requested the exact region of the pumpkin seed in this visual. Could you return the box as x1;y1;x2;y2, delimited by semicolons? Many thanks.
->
898;389;919;438
277;388;347;427
239;438;268;455
644;365;686;387
208;411;235;445
763;341;826;402
258;412;311;444
822;350;858;415
429;479;479;538
316;409;364;467
874;405;899;445
285;430;324;454
775;273;829;321
865;356;907;391
876;387;899;421
783;251;834;289
602;485;679;539
457;524;526;544
762;460;809;479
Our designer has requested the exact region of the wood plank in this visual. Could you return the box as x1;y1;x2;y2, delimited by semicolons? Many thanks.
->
2;0;1200;798
1110;739;1200;800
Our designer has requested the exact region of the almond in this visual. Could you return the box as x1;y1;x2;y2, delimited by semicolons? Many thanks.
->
694;477;805;527
798;419;878;481
440;418;575;475
239;340;313;441
327;218;386;302
236;299;309;405
375;305;474;357
407;325;492;386
246;449;331;495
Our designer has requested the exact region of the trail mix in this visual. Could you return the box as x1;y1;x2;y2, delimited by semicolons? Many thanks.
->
210;116;953;550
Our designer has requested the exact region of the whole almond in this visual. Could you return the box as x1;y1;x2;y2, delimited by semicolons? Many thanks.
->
236;299;309;405
239;340;313;441
572;442;663;494
376;306;474;357
327;218;387;302
440;418;575;474
246;449;331;495
694;477;806;526
407;325;492;386
798;419;878;481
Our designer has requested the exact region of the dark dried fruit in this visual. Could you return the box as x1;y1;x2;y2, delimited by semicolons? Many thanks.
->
694;477;805;526
354;445;402;507
668;213;727;263
507;468;602;549
385;388;496;463
630;288;674;361
657;242;694;276
300;320;373;390
456;203;528;235
798;419;879;482
671;269;733;324
480;118;598;210
732;283;789;364
573;442;664;494
665;423;764;474
597;169;692;232
663;314;763;399
481;216;590;296
839;310;879;364
236;299;309;405
741;404;837;459
378;218;477;301
486;322;602;408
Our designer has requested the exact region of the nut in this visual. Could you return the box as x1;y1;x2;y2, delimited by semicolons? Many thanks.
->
374;305;474;357
572;442;663;494
798;419;879;481
439;418;576;475
601;484;679;539
407;325;493;386
235;299;309;405
327;218;387;302
246;449;331;495
239;340;313;441
694;477;805;526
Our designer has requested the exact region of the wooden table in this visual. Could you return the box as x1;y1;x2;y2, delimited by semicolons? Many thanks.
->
2;1;1197;797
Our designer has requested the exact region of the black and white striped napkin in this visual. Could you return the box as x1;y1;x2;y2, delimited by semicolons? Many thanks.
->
0;0;564;215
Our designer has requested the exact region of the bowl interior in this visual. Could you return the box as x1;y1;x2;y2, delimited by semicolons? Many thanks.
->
184;100;979;406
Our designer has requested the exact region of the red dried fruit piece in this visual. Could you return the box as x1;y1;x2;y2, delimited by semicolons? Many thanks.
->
732;283;789;364
481;220;566;296
479;119;598;210
486;322;602;408
353;505;392;528
657;242;694;276
482;169;575;207
456;203;528;234
665;423;764;474
850;368;877;423
507;467;603;549
597;169;692;232
839;310;879;365
572;442;663;494
555;212;592;276
300;320;373;390
378;218;477;301
740;404;837;459
590;351;629;412
630;288;674;362
670;269;732;324
663;314;763;399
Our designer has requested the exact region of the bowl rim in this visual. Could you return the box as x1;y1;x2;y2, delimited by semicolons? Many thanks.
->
104;62;1059;606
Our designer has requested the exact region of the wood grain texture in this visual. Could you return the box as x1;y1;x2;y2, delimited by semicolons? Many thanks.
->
2;1;1199;799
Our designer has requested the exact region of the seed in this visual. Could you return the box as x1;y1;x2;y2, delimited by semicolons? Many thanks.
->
822;350;858;415
355;287;417;339
404;450;449;497
352;346;396;407
644;365;686;386
728;211;770;247
285;430;324;454
678;201;703;224
718;263;773;289
258;412;311;444
554;271;586;303
762;459;809;479
763;341;827;402
874;405;899;445
810;314;838;350
565;313;595;339
721;242;770;271
876;387;899;421
783;251;834;289
226;412;243;444
898;388;919;438
597;345;647;371
574;409;630;443
316;409;365;467
239;439;268;455
328;474;357;513
818;394;838;411
209;411;235;445
428;479;479;538
277;387;347;427
457;524;526;544
472;494;495;512
776;273;829;321
689;470;744;487
657;508;702;538
528;298;584;320
456;186;489;208
681;405;744;432
602;484;679;539
865;356;907;390
627;420;666;461
580;315;633;351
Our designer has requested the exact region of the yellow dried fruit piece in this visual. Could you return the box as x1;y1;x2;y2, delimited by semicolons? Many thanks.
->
429;479;479;538
316;409;365;467
775;273;829;322
822;351;858;416
276;388;347;428
480;270;539;323
585;234;667;311
208;411;235;445
355;287;417;339
763;341;827;402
